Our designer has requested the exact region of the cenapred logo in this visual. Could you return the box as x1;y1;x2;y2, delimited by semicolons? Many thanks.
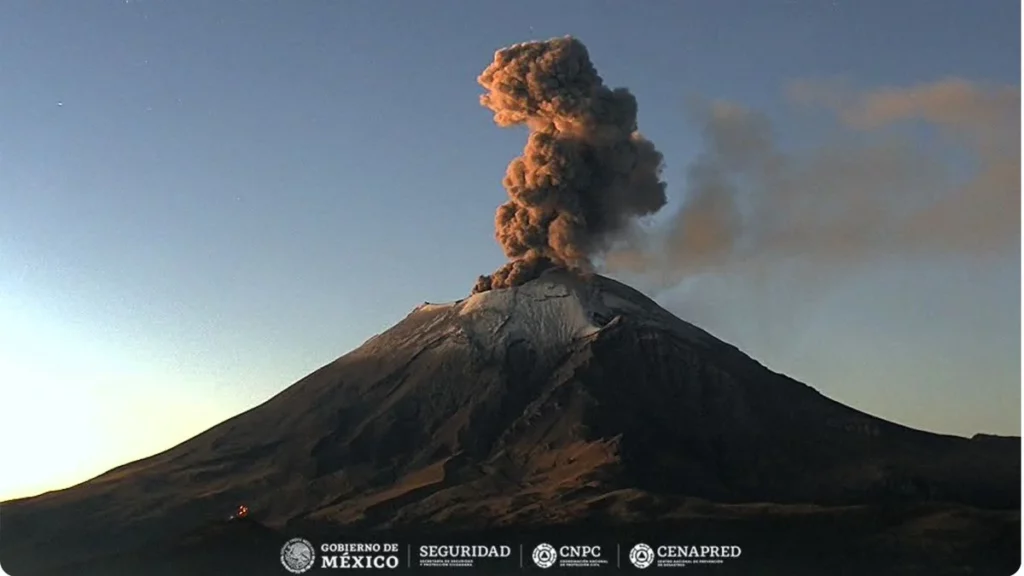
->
280;537;316;574
629;543;655;569
532;543;557;569
628;543;742;568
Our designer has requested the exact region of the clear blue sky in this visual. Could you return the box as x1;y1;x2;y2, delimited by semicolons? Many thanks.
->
1;0;1019;500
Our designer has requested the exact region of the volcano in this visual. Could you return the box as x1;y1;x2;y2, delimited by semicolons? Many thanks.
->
1;270;1019;575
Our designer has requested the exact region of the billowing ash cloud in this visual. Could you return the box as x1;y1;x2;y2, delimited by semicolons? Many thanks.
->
472;36;667;293
608;79;1020;291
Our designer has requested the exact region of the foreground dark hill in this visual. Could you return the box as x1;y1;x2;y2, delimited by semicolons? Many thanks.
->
1;270;1019;575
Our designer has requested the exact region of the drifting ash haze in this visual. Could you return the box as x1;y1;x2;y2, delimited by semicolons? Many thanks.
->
607;78;1020;290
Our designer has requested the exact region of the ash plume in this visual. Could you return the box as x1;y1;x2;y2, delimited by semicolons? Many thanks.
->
472;36;667;293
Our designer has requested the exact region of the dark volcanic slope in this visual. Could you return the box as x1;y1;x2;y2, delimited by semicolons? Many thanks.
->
1;270;1018;575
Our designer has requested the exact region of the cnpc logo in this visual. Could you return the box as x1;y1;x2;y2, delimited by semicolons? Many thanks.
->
531;543;603;568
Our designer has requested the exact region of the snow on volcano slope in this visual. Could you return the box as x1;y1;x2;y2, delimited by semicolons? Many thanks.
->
361;269;722;364
455;274;602;352
454;269;723;349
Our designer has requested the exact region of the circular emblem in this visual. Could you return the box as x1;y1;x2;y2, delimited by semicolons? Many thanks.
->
629;543;654;569
280;537;316;574
532;543;557;569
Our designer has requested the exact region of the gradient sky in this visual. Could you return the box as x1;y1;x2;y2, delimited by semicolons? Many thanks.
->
0;0;1019;501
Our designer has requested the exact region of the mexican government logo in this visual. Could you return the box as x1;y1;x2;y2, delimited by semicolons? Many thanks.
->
531;542;610;568
280;538;316;574
318;542;401;569
281;539;401;571
628;542;742;569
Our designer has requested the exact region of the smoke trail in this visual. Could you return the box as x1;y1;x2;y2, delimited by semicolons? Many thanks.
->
472;36;667;293
608;79;1020;291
